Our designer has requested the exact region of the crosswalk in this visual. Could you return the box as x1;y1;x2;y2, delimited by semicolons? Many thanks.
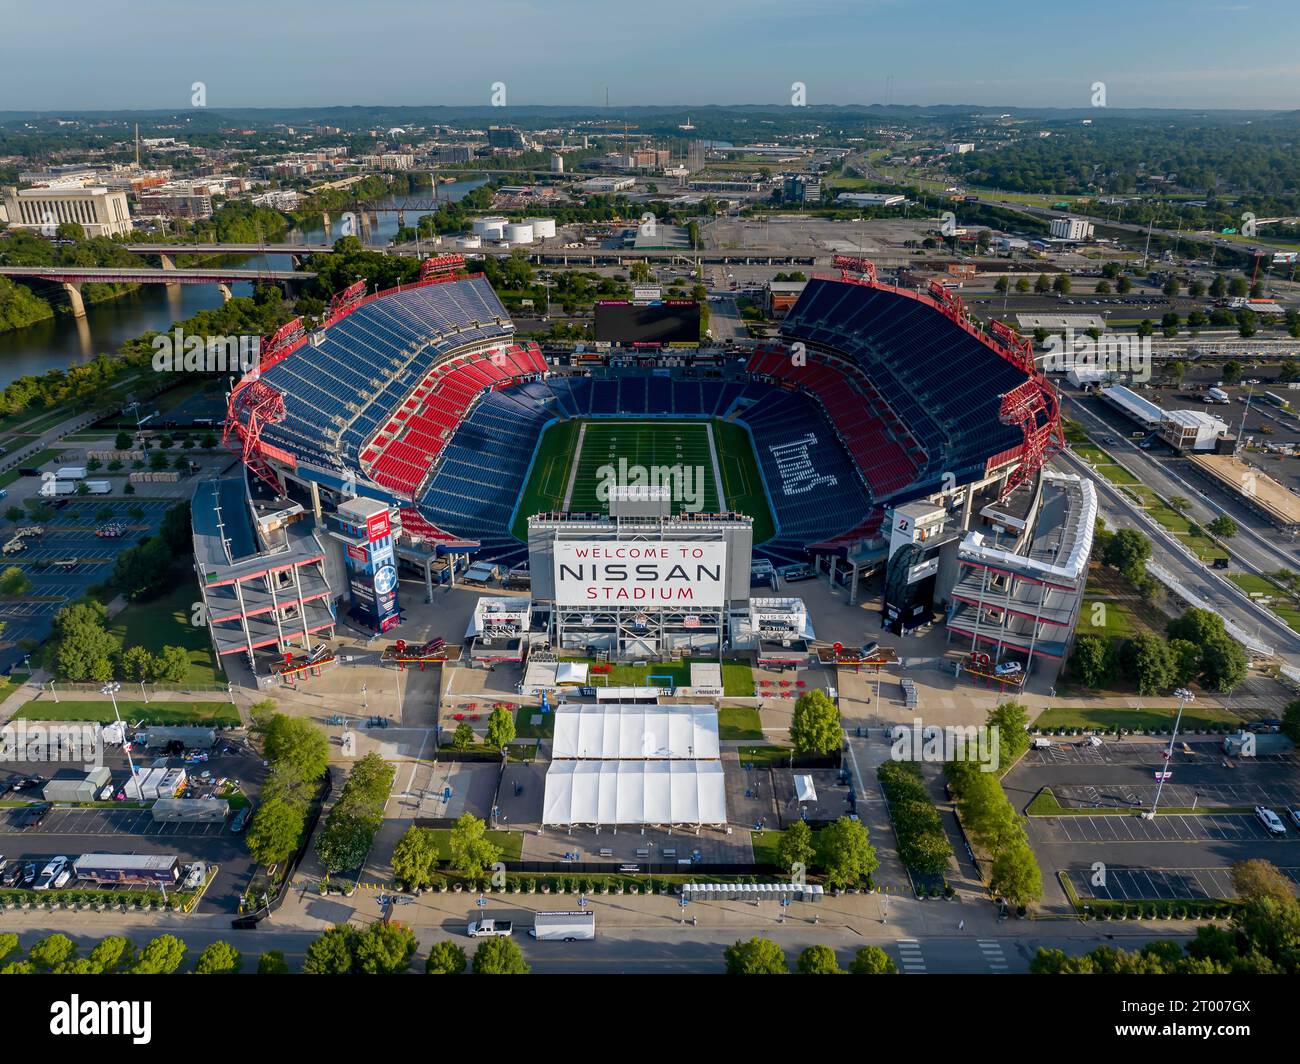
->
895;939;927;974
978;939;1009;972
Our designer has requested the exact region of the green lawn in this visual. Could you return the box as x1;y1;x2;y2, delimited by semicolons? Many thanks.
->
1033;704;1242;733
513;706;555;739
557;656;753;695
14;699;239;725
0;448;61;490
427;828;524;863
1077;596;1134;639
106;584;224;685
511;416;775;545
718;705;763;740
1229;573;1300;632
738;744;796;766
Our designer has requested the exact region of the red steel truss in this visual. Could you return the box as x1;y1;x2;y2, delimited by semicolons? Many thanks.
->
831;254;877;284
420;254;466;281
223;378;290;494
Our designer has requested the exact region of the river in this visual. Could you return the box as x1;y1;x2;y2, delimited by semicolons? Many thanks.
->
0;178;488;387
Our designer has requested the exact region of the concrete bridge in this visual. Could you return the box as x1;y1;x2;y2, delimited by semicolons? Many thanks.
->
0;265;316;317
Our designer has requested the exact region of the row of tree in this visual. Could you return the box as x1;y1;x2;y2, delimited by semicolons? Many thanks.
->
771;816;879;889
0;932;250;975
392;814;503;889
877;762;953;876
723;938;896;974
301;922;530;974
47;600;189;685
244;704;330;868
314;752;394;878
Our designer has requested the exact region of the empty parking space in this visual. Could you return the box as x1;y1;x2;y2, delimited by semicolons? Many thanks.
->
1069;864;1300;902
0;805;233;838
1054;780;1300;810
1037;812;1289;844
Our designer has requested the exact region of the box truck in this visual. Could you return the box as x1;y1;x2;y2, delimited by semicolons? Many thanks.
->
55;466;87;480
529;910;596;941
84;480;112;495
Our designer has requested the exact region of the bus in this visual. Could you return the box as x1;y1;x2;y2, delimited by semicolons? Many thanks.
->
1262;391;1291;410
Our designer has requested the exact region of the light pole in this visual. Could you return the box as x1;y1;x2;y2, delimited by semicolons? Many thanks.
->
1149;687;1194;817
102;681;138;794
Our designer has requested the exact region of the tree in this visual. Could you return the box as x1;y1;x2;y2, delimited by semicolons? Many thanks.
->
88;936;135;973
132;935;187;974
775;820;815;874
153;645;190;683
315;810;375;875
1282;699;1300;745
448;813;502;878
110;536;173;601
1014;276;1029;293
49;600;119;682
260;713;330;805
392;826;439;889
1232;858;1295;903
426;940;467;974
1163;275;1181;298
1207;514;1238;539
485;705;516;749
451;721;475;750
724;937;788;974
120;645;156;683
3;507;21;523
1168;495;1190;513
994;275;1009;294
0;933;18;965
1120;633;1175;696
1167;606;1225;646
816;816;878;889
352;922;417;974
0;566;31;596
1199;635;1247;693
987;701;1031;768
28;933;76;972
1116;275;1132;294
1070;633;1115;688
990;838;1043;908
1222;360;1243;384
1034;273;1051;294
797;945;843;974
115;431;134;450
849;945;897;974
302;926;356;975
1102;528;1152;578
1052;273;1071;295
472;937;530;974
257;950;289;974
245;796;305;866
194;941;242;974
789;688;842;755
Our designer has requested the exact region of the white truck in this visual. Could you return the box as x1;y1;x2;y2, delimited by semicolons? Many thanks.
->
529;910;596;942
84;480;112;495
55;466;87;480
466;918;513;938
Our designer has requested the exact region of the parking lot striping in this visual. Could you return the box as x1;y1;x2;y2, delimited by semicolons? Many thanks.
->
1068;864;1300;902
1045;811;1288;844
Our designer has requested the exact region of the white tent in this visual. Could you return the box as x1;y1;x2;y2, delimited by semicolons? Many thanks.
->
794;774;817;803
551;703;721;760
542;760;727;826
555;662;589;686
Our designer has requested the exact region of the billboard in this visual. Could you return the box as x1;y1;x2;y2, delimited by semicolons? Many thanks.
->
594;300;700;345
553;541;726;607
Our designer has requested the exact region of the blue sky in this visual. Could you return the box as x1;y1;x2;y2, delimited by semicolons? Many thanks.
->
1;0;1297;111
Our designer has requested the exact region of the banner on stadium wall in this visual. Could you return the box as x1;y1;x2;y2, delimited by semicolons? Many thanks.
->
553;541;726;607
366;511;391;542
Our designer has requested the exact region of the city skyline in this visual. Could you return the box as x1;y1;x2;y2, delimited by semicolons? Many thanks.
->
1;0;1298;112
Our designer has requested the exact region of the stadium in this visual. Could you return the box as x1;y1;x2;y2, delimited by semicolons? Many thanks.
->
222;253;1064;661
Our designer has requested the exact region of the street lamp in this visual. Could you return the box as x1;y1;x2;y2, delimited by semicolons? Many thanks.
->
1149;687;1194;817
102;681;139;794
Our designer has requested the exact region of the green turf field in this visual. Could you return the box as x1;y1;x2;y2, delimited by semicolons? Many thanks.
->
511;418;775;544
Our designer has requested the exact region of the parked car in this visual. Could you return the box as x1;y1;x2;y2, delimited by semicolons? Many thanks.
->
1255;805;1286;836
1289;808;1300;830
52;869;72;889
994;661;1023;677
859;640;880;659
21;803;50;830
34;856;68;890
19;862;37;887
229;807;251;833
0;864;21;887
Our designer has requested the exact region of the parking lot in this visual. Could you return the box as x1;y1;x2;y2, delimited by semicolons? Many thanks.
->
0;746;262;913
1068;863;1300;903
1035;811;1295;845
1006;739;1300;909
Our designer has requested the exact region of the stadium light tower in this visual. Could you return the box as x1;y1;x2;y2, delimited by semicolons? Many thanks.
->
102;681;138;794
1149;687;1194;817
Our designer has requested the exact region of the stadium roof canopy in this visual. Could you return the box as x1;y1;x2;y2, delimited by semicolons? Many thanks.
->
542;760;727;826
551;703;721;760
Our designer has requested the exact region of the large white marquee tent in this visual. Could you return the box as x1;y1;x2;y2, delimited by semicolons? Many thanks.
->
550;703;721;760
541;760;727;827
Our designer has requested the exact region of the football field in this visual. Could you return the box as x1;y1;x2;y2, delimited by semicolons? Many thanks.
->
512;418;775;542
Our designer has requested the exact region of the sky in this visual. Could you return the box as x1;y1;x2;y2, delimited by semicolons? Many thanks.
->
1;0;1298;112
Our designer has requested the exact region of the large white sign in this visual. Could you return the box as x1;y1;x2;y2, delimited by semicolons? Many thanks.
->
554;541;727;607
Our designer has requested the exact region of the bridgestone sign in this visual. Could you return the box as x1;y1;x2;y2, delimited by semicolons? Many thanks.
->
554;541;726;607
